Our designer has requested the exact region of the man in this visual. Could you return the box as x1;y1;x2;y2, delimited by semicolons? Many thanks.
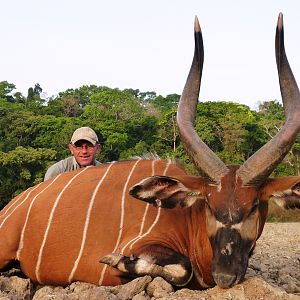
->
44;127;101;181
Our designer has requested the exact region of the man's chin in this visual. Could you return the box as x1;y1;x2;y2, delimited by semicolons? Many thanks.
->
78;159;93;167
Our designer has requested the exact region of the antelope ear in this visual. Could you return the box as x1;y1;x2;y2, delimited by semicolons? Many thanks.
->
261;177;300;209
129;175;206;208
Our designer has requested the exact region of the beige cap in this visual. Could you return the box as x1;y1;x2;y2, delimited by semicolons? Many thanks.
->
70;127;99;146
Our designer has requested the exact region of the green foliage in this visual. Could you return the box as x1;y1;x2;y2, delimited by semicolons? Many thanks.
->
83;88;145;121
0;81;16;103
195;102;261;163
31;116;83;159
151;94;180;112
155;108;178;154
0;83;300;223
0;111;43;151
0;147;56;208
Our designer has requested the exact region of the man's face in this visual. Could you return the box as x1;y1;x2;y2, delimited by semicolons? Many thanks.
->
69;140;101;167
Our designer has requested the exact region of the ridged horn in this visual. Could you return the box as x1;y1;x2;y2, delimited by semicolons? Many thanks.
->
237;13;300;186
177;16;229;185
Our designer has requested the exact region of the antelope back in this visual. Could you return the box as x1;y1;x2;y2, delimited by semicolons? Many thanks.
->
0;159;189;285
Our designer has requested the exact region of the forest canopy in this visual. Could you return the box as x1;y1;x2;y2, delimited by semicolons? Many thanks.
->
1;80;300;212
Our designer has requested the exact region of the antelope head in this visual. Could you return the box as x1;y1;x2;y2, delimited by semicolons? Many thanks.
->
177;13;300;288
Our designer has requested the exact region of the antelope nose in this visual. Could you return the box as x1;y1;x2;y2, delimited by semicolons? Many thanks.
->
213;272;237;288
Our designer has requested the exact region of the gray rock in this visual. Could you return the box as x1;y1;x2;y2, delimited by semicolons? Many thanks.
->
73;288;117;300
33;284;117;300
32;286;68;300
0;223;299;299
132;291;151;300
158;277;300;300
110;276;152;300
146;277;174;298
0;275;32;300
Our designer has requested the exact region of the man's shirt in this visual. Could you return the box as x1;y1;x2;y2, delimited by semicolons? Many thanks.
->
44;156;101;181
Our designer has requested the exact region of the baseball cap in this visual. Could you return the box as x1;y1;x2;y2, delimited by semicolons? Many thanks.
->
70;127;99;146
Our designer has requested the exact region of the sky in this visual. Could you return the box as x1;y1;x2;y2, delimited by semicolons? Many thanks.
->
1;0;300;110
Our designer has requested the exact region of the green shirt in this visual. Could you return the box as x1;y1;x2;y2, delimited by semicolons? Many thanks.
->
44;156;101;181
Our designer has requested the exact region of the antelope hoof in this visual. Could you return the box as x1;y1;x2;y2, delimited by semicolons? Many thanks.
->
100;253;123;267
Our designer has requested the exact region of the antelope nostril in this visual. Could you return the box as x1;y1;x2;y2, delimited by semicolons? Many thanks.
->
213;272;237;288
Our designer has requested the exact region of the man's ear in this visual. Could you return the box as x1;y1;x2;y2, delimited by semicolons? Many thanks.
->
261;177;300;209
129;175;207;209
95;143;101;154
69;143;75;155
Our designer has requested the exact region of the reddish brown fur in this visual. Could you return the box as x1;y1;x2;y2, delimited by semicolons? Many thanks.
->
0;160;212;287
0;159;299;288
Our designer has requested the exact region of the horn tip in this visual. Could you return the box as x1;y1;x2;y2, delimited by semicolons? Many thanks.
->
194;16;201;33
277;12;283;31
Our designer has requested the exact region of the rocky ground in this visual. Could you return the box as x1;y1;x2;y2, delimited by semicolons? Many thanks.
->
246;222;300;295
0;222;299;299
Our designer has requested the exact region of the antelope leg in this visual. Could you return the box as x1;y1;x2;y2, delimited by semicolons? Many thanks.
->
100;245;193;286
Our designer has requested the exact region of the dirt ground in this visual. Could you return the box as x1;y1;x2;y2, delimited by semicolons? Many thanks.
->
246;222;300;295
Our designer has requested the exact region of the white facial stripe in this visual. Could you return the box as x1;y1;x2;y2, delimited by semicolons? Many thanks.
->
216;220;225;229
231;222;243;230
216;216;260;250
216;220;250;231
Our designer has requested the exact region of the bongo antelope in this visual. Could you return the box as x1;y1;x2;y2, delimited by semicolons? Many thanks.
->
0;13;299;289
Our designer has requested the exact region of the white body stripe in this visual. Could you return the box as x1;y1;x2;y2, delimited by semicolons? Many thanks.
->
16;175;62;260
99;159;141;285
0;184;41;230
0;191;27;217
68;162;115;283
99;262;109;284
35;168;88;283
129;207;162;249
120;160;157;253
122;161;171;252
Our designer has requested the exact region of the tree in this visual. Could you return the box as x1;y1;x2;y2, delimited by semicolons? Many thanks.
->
0;147;56;208
0;111;43;151
1;80;299;214
0;81;16;103
32;116;84;160
26;83;45;109
62;95;83;117
58;85;110;108
257;100;300;176
195;102;259;164
151;94;180;112
155;108;178;153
